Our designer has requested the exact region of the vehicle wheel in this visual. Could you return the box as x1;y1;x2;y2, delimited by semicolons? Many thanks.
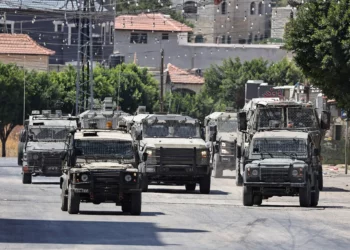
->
61;188;68;211
299;177;311;207
68;185;80;214
199;173;211;194
243;186;254;206
235;165;243;186
142;175;148;192
22;173;32;184
185;183;196;191
311;177;320;207
318;165;323;191
18;143;24;166
253;195;263;206
212;154;223;178
121;195;131;213
130;192;142;215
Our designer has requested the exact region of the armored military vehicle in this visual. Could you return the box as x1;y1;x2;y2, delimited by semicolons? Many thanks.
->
205;109;238;178
60;128;142;215
236;99;330;190
131;113;211;193
20;110;78;184
78;97;130;130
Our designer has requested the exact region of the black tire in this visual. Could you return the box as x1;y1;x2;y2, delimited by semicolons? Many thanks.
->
122;195;131;213
130;192;142;215
318;165;323;191
142;176;149;192
199;173;211;194
299;178;311;207
235;165;243;186
68;185;80;214
243;186;254;206
212;154;223;178
185;183;196;191
311;178;320;207
22;173;32;184
253;195;263;206
18;142;24;166
61;188;68;211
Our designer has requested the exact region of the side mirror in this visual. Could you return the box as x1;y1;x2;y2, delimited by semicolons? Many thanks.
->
75;148;83;156
238;112;247;131
135;130;142;141
69;128;77;135
142;152;148;162
320;111;330;130
60;151;67;160
237;146;241;159
214;144;219;152
313;148;320;156
209;125;217;142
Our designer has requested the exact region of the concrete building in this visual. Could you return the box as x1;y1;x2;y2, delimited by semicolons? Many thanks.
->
172;0;273;44
114;13;289;71
0;34;55;71
166;63;204;94
271;6;295;41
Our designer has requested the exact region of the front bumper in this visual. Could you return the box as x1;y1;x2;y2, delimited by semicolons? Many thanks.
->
244;182;306;188
218;155;236;168
23;165;62;176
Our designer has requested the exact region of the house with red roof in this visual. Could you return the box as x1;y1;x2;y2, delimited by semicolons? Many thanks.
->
166;63;204;94
0;34;55;71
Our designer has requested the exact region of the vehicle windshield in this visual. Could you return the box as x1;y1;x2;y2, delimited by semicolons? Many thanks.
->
218;119;238;133
251;138;307;158
28;126;71;141
287;108;318;128
257;108;283;129
75;139;134;162
143;120;200;138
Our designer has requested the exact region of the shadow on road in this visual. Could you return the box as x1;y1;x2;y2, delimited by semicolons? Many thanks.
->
322;187;350;192
257;204;347;209
146;188;229;195
31;182;60;185
214;176;236;179
0;218;208;245
79;211;165;216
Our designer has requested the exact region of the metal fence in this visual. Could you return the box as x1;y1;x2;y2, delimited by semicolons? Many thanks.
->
322;140;350;165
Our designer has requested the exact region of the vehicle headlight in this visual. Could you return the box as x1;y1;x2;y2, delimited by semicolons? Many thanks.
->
292;169;299;177
201;150;207;157
81;174;89;182
252;169;259;176
124;174;132;182
146;149;153;157
221;142;226;147
33;154;39;160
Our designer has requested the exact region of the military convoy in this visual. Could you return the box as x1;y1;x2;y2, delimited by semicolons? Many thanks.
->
236;98;330;207
205;109;238;178
130;113;211;193
19;110;78;184
17;92;332;211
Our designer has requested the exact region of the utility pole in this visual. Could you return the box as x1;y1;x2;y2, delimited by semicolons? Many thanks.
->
160;48;164;112
75;1;82;116
89;0;94;110
346;114;349;174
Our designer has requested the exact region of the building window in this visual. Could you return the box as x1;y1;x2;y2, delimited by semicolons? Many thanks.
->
195;35;204;43
250;2;256;15
0;20;14;34
109;22;114;44
335;125;342;140
260;34;264;41
53;21;64;32
221;1;227;15
67;23;76;45
248;33;253;43
221;35;225;44
227;35;231;44
183;1;197;14
258;2;263;15
130;33;148;44
162;33;169;40
254;34;258;42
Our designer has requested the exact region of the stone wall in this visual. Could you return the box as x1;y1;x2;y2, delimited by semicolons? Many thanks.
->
271;6;296;40
0;54;50;71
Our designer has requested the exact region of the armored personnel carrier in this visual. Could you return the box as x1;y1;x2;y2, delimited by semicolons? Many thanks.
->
20;110;78;184
59;127;142;215
131;113;211;193
204;108;238;178
236;99;330;207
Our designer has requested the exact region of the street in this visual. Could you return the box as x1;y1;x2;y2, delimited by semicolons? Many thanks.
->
1;158;350;250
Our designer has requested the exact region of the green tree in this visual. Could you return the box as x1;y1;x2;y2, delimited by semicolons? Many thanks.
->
267;57;304;86
284;0;350;111
0;63;25;157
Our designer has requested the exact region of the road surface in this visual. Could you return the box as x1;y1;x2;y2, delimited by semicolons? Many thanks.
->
1;158;350;250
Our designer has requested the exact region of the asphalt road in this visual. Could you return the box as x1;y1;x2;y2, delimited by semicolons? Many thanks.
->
1;158;350;250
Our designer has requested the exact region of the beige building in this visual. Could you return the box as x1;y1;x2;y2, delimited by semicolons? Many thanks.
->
0;34;55;71
174;0;273;43
271;6;295;41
